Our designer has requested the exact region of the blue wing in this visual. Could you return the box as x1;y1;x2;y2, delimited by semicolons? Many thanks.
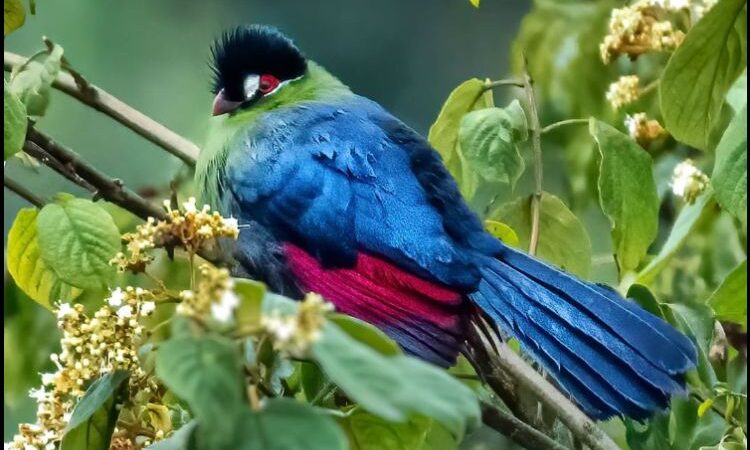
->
225;95;500;289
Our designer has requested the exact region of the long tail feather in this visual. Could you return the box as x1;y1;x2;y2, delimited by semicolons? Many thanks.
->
469;244;697;420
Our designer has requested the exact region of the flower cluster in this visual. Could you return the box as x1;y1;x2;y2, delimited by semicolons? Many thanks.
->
606;75;642;109
671;159;709;203
625;113;666;143
177;264;240;324
262;293;334;356
5;289;157;450
111;197;239;273
600;1;685;63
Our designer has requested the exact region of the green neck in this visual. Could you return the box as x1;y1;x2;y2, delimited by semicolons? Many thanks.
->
195;62;350;210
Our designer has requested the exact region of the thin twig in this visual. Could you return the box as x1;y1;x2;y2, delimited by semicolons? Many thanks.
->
4;51;199;166
481;402;568;450
470;324;620;450
4;175;45;207
484;78;525;90
26;127;167;221
541;119;590;135
521;57;543;256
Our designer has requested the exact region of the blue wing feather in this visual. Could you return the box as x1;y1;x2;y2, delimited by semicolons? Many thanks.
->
222;93;696;419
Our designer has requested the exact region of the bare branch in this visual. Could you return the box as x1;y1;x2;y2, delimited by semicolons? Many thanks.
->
4;175;45;207
481;402;568;450
4;51;199;167
470;323;621;450
26;127;166;221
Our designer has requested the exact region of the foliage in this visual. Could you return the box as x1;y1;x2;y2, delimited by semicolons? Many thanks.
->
3;1;747;450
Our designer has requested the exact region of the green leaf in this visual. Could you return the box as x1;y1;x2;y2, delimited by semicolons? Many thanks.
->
484;220;520;247
590;119;659;274
711;105;747;220
6;208;81;308
660;0;747;150
155;334;245;430
4;80;27;160
726;70;747;114
231;399;347;450
4;276;60;405
146;422;197;450
60;371;129;450
234;278;266;329
638;193;714;284
469;0;480;7
329;314;402;356
458;100;527;188
66;371;129;430
4;0;25;35
428;79;494;200
341;410;432;450
36;196;121;290
665;303;717;388
708;260;747;330
9;43;64;116
489;192;592;277
312;322;480;438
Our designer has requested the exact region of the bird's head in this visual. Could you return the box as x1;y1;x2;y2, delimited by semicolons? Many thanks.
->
210;25;308;116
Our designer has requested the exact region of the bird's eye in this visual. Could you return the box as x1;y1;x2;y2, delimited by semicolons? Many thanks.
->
259;74;280;95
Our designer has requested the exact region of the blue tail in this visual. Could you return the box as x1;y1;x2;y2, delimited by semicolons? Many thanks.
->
470;244;697;420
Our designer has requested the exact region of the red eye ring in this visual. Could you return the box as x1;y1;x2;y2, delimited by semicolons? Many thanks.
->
259;74;280;94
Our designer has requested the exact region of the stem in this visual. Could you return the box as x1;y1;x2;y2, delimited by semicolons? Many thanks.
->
640;79;660;96
541;119;590;135
4;51;199;166
481;402;568;450
4;175;45;207
470;323;621;450
484;78;525;90
248;385;261;411
521;58;543;256
26;127;167;221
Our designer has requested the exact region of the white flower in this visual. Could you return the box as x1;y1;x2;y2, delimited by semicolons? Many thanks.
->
116;305;134;319
219;290;240;309
140;301;156;315
210;290;240;323
182;197;198;213
28;387;47;402
222;217;239;230
671;160;709;203
40;372;56;386
56;303;74;319
210;303;234;323
270;318;297;342
625;115;640;138
107;288;125;307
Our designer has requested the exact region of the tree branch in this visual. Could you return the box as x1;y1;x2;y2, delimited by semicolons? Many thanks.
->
4;51;199;167
521;57;543;257
26;127;166;221
470;323;621;450
4;175;45;207
481;402;568;450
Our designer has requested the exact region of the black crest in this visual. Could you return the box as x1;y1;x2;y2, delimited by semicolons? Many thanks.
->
210;25;307;101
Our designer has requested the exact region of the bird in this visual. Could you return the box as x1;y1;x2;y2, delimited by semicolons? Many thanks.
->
196;24;697;420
